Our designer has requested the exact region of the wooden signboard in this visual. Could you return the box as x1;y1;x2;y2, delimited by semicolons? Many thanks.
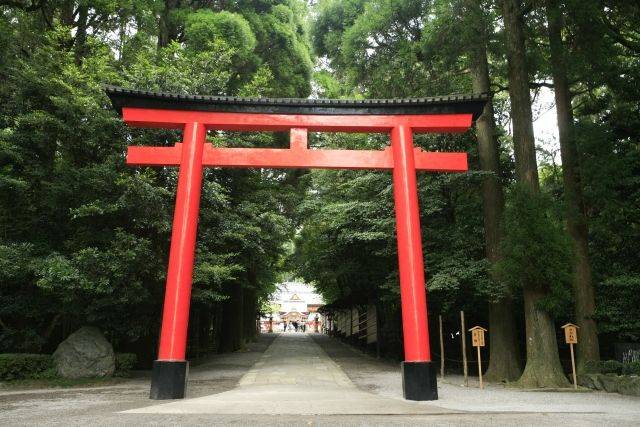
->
471;327;486;347
469;326;487;389
562;323;579;389
563;323;578;344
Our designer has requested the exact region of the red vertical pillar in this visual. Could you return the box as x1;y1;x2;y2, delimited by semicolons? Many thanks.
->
150;122;206;400
391;123;438;401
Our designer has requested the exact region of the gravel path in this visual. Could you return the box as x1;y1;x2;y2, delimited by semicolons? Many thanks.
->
311;333;640;424
0;335;275;425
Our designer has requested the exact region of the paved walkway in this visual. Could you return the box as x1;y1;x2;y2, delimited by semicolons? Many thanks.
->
124;333;450;415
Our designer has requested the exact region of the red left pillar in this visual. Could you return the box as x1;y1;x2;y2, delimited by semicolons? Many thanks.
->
150;122;206;400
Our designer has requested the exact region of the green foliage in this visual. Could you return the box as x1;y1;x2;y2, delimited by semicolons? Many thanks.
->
0;354;53;381
583;359;603;374
185;10;257;53
583;360;640;376
601;360;624;375
622;361;640;376
0;0;309;357
123;40;234;94
0;0;638;366
595;276;640;341
114;353;137;377
494;185;573;316
575;118;640;341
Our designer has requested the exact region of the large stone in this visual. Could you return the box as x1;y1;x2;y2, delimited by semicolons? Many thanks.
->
53;327;115;378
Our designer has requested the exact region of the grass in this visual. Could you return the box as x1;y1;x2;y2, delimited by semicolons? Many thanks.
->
0;376;128;391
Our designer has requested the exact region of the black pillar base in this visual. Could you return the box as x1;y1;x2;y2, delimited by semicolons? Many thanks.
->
401;361;438;401
150;360;188;400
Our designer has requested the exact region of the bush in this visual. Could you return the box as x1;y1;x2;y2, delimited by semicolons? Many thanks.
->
583;360;603;374
622;361;640;376
585;360;640;376
0;354;53;381
114;353;137;377
602;360;624;375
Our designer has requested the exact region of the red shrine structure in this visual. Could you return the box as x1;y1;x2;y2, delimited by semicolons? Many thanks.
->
107;86;486;401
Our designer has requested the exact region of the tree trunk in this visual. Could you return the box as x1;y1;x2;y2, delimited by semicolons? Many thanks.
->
158;0;180;48
59;1;75;27
502;0;569;387
465;0;522;382
220;283;243;352
502;0;540;191
242;286;257;342
545;0;600;371
519;287;569;387
73;5;89;64
486;302;522;381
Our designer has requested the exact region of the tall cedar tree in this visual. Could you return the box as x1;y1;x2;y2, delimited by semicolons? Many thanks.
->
545;0;599;369
463;0;521;382
501;0;569;387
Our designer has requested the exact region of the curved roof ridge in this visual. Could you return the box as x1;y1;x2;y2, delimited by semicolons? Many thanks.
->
105;85;487;119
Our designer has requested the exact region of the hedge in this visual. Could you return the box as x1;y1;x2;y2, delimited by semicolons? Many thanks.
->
622;361;640;376
0;354;54;381
584;360;640;376
114;353;137;377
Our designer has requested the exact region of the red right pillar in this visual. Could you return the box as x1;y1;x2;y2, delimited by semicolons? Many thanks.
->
391;123;438;401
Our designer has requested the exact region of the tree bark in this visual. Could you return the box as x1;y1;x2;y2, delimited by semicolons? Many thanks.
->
502;0;569;387
545;0;600;371
158;0;180;48
518;287;568;387
220;282;243;352
74;5;89;64
465;0;521;382
242;286;257;342
502;0;539;191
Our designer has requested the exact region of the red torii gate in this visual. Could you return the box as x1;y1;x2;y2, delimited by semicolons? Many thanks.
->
107;87;486;402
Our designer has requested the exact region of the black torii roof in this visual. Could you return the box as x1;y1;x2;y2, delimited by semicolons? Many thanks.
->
105;86;487;120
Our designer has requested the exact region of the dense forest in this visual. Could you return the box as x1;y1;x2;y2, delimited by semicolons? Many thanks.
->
0;0;638;386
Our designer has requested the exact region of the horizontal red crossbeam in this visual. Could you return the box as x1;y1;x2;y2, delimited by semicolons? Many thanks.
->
127;144;467;172
122;108;472;133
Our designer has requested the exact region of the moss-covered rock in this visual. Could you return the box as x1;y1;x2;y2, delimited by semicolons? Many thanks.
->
578;373;602;390
617;376;640;397
579;373;640;397
53;327;114;379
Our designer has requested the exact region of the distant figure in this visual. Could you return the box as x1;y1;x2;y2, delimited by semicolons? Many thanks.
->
302;323;306;333
283;321;288;332
293;321;299;332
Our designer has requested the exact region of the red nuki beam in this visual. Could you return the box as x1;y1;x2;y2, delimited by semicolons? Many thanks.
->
126;144;467;172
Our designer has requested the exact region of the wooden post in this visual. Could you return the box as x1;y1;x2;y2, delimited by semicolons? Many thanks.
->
460;311;468;386
469;326;487;390
477;345;483;389
439;315;445;379
562;323;579;390
570;343;577;389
